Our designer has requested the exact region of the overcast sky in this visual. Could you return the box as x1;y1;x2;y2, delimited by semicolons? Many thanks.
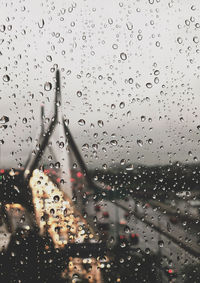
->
1;0;200;169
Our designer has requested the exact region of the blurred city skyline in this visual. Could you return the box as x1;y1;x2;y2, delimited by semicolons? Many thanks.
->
1;0;200;169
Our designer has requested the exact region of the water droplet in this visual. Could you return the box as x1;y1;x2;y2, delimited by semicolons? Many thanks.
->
145;248;150;254
3;75;10;82
110;140;118;146
167;222;171;232
44;82;52;91
82;143;89;150
126;164;134;171
38;19;45;29
120;242;126;248
112;44;118;49
137;140;143;147
124;226;130;233
158;240;164;247
141;116;146;122
46;55;52;62
126;22;133;30
177;37;183;44
147;138;153;144
185;20;190;26
155;41;160;47
108;18;113;24
53;195;60;202
0;25;6;32
137;34;143;41
64;118;69;126
78;119;85;126
120;52;127;61
77;91;82;97
55;162;60;169
0;116;9;124
102;164;107;169
193;36;199;43
146;82;152;89
97;120;104;128
59;142;64;148
111;104;116;109
119;102;125;109
22;118;27;124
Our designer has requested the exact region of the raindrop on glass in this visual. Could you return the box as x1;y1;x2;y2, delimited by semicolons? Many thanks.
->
126;22;133;30
120;52;127;61
137;140;143;147
110;140;118;146
119;102;125;109
177;37;183;44
97;120;104;128
0;116;9;124
38;19;45;29
193;36;199;43
3;75;10;82
22;118;27;124
44;82;52;91
46;55;52;62
78;119;85;126
146;82;152;89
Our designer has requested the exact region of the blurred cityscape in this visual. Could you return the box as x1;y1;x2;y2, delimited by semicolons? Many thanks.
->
0;71;200;283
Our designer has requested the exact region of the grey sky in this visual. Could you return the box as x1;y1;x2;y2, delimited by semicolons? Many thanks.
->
1;0;200;169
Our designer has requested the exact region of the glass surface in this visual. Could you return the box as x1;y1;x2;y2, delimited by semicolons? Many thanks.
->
0;1;200;282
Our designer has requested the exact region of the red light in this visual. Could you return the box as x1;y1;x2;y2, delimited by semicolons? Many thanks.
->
103;212;109;218
168;269;173;274
76;172;83;178
131;233;135;238
0;169;5;174
106;185;111;190
119;235;125;239
70;178;75;182
44;169;50;174
56;178;61;183
95;205;101;212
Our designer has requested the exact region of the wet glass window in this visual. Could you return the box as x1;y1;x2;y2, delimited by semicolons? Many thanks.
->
0;1;200;282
